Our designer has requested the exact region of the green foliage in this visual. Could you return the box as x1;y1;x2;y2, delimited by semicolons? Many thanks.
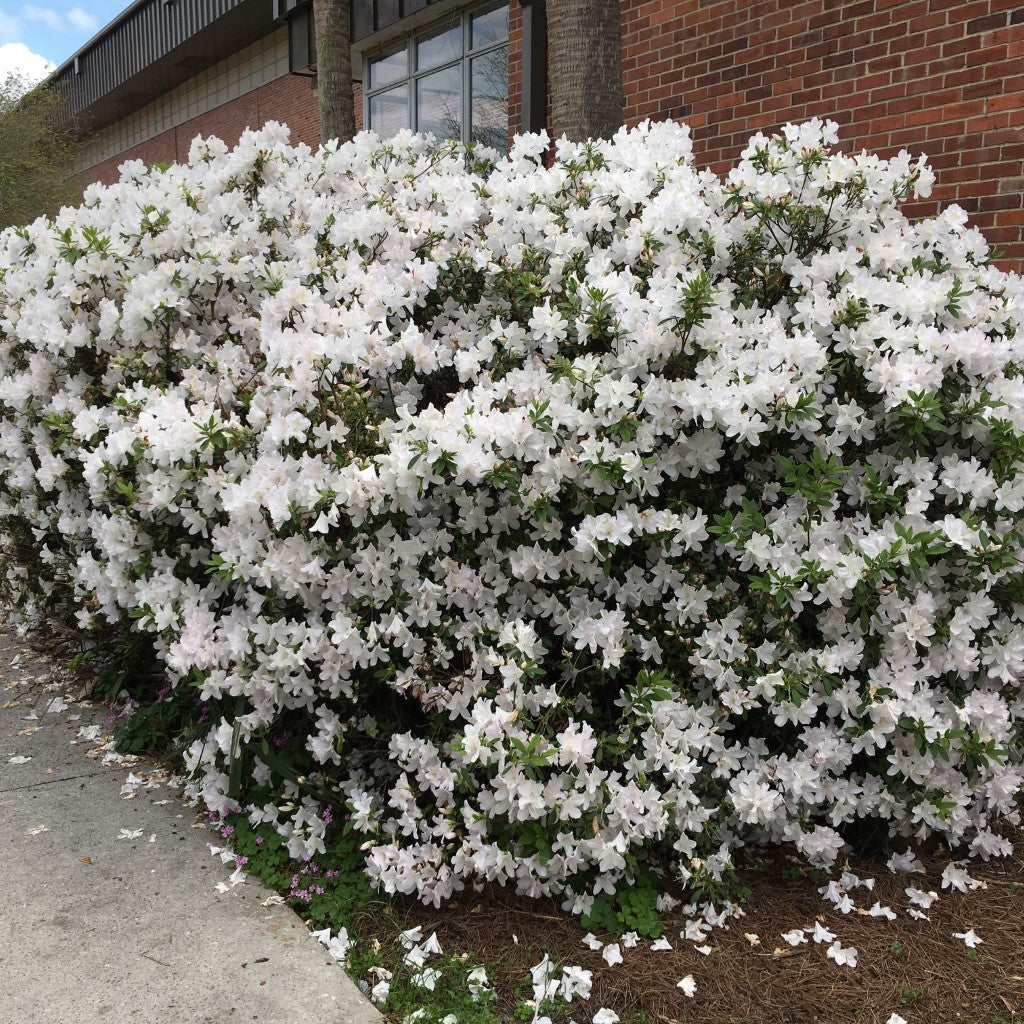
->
225;812;380;928
223;811;504;1024
579;868;664;938
381;953;503;1024
0;73;77;229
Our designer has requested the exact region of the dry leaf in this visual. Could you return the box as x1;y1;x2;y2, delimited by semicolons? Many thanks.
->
80;856;93;864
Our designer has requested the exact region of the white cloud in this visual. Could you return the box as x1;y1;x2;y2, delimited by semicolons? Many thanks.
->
67;7;98;32
0;11;21;42
24;5;65;31
0;42;55;86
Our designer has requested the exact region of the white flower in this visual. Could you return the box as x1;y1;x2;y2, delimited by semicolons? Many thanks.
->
941;862;986;893
677;975;697;997
887;850;923;875
905;888;938;909
467;966;491;1002
592;1010;619;1024
410;967;442;990
826;941;858;968
864;902;897;921
953;928;983;948
601;943;623;967
781;929;807;946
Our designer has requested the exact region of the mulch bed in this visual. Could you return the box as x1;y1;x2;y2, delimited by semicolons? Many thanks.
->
398;837;1024;1024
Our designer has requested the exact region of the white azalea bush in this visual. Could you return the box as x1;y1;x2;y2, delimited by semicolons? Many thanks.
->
1;118;1023;923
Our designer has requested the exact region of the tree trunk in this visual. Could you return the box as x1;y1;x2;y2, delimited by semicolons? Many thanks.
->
313;0;356;145
546;0;624;142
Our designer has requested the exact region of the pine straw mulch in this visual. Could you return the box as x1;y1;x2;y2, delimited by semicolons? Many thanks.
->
394;836;1024;1024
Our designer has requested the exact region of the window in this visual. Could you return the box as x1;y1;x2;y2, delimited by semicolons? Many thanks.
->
364;2;509;151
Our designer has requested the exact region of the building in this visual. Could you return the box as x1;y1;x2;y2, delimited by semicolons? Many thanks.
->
54;0;1023;266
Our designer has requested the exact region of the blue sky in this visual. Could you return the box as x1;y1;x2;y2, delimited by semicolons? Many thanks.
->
0;0;124;82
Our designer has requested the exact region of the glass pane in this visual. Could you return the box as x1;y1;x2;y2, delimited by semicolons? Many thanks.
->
416;65;462;141
471;46;508;151
417;23;461;71
368;46;407;89
472;5;508;49
369;85;409;138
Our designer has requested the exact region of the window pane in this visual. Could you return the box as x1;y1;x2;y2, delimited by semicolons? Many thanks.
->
472;5;508;49
471;46;508;151
417;23;461;71
369;85;409;138
416;65;462;140
369;46;407;89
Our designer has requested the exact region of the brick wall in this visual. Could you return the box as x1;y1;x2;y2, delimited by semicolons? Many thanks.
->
75;74;320;188
620;0;1024;268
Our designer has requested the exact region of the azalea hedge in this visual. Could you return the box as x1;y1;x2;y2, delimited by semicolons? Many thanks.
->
1;119;1022;917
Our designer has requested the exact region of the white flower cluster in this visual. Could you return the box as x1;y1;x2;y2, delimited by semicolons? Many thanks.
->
1;117;1022;911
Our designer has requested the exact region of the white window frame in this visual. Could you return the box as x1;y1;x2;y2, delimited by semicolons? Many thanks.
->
362;1;509;149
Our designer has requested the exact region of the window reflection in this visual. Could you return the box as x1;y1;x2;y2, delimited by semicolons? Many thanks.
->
417;24;461;71
417;66;462;141
369;85;409;137
471;46;508;150
472;6;508;48
368;46;407;90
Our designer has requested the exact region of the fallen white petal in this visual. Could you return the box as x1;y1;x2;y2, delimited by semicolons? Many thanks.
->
905;887;938;909
953;928;983;948
677;975;697;997
602;943;623;967
826;940;858;968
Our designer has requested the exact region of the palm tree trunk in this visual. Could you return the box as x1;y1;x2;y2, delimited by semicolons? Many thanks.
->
313;0;356;144
546;0;624;142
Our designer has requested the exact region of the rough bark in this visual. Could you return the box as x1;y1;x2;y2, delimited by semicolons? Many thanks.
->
546;0;624;142
313;0;356;144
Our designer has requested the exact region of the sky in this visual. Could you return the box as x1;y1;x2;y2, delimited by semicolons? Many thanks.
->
0;0;123;84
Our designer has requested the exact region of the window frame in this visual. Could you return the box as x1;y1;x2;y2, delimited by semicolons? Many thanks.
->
362;1;510;149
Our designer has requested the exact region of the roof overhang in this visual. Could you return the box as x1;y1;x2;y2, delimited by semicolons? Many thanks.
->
50;0;275;134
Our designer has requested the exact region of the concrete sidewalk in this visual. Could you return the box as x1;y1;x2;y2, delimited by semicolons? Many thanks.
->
0;628;382;1024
